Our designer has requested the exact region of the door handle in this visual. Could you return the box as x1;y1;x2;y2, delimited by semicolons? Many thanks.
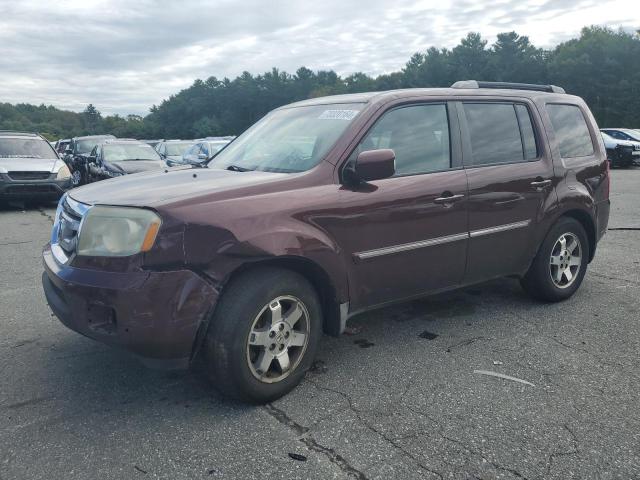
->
434;193;465;204
530;179;552;189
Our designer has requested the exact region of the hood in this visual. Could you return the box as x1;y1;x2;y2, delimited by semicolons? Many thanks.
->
0;157;63;174
103;159;165;175
69;167;287;206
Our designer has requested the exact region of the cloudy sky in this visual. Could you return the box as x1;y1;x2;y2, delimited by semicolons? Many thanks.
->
0;0;638;116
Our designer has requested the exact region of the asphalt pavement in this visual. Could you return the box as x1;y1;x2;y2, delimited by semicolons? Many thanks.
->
1;169;639;479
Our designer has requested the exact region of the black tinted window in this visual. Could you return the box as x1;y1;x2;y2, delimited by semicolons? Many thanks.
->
355;104;450;175
463;103;524;166
547;104;594;158
515;104;538;159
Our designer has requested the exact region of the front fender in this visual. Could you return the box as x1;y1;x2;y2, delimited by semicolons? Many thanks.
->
183;222;348;304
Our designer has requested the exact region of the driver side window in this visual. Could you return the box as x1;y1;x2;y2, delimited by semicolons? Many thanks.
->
349;104;451;176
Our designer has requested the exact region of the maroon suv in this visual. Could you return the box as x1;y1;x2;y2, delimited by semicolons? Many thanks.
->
42;81;610;402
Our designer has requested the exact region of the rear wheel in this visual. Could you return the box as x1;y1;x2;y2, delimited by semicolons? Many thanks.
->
521;217;589;302
202;267;322;403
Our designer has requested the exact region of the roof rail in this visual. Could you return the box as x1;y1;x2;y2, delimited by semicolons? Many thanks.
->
451;80;565;94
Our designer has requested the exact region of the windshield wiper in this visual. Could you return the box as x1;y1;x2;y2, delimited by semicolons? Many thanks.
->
226;164;253;172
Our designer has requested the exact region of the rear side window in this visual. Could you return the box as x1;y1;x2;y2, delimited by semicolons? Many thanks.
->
547;104;594;158
463;103;538;166
515;105;538;160
352;104;451;176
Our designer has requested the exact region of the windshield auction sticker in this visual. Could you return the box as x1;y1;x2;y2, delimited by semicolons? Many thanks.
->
318;110;360;120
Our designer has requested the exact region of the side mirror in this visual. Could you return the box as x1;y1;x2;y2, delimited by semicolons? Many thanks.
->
64;147;73;154
197;153;208;160
353;149;395;182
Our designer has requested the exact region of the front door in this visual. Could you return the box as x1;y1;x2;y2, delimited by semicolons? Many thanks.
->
330;102;469;311
457;101;557;283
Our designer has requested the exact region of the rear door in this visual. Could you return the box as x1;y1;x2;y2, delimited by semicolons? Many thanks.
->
458;100;557;284
331;102;469;310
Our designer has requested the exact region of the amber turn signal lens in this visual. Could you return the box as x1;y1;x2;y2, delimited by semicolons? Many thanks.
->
140;221;161;252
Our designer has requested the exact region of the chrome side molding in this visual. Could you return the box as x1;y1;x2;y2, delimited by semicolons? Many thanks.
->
354;220;531;260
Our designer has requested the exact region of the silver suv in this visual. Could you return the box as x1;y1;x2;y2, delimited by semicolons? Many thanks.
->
0;131;72;201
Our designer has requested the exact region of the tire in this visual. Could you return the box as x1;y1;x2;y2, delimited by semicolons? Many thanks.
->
521;217;590;302
71;169;83;187
202;267;322;403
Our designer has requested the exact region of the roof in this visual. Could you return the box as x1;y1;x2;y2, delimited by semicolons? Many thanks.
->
283;82;572;109
0;130;39;137
102;139;150;145
72;134;116;141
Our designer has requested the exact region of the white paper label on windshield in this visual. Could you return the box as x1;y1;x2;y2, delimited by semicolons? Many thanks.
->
318;110;359;120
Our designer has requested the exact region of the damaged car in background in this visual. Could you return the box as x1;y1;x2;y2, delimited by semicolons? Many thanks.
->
86;139;166;182
63;134;115;186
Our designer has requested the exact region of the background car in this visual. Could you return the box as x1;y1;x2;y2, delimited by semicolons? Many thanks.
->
86;139;166;182
180;137;234;166
600;128;640;142
54;139;70;156
0;131;71;201
141;139;164;148
601;131;640;167
155;140;196;166
64;134;116;186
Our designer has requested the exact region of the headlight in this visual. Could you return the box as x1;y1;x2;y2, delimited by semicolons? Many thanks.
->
56;164;71;180
77;206;161;257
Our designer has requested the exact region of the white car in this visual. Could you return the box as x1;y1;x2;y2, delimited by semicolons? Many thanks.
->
601;131;640;167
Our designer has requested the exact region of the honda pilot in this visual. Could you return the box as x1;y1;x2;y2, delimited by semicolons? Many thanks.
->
42;81;610;403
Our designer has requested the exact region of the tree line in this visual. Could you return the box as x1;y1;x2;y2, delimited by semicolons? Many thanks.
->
1;26;639;141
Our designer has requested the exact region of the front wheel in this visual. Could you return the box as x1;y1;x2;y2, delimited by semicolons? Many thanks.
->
521;217;589;302
70;169;83;187
202;267;322;403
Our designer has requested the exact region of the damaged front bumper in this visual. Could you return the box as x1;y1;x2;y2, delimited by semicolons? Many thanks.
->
42;244;218;369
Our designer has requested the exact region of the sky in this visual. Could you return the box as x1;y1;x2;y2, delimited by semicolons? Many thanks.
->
0;0;638;116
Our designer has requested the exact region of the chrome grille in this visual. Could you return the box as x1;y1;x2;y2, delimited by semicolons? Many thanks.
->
51;194;91;264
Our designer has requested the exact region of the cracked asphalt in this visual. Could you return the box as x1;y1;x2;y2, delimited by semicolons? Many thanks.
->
1;169;639;480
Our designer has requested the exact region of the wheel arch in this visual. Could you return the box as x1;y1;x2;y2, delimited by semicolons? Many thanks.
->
560;209;597;262
221;256;344;337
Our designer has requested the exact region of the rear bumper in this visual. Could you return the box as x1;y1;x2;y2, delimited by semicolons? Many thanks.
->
0;174;71;198
42;244;218;368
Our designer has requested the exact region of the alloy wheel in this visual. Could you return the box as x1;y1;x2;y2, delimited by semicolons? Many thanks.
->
246;295;310;383
549;232;582;289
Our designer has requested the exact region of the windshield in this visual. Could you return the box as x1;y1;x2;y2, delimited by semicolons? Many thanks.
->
0;138;58;159
165;142;195;156
103;144;161;161
209;103;364;173
76;138;108;154
207;142;230;157
622;130;640;141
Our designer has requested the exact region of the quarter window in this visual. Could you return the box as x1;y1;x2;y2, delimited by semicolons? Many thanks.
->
547;104;594;158
352;104;451;176
515;104;538;160
463;103;537;166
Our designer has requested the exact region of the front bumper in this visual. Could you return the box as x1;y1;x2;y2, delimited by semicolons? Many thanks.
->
42;244;218;368
0;174;71;198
